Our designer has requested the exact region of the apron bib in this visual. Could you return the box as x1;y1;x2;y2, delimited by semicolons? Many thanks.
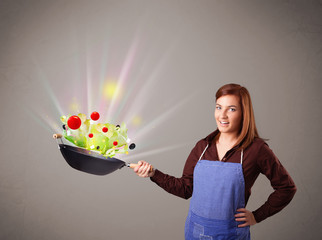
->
185;145;250;240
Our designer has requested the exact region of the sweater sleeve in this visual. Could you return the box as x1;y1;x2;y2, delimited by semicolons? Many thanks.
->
252;143;297;223
149;142;201;199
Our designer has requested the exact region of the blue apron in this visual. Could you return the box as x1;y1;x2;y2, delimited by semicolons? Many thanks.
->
185;145;250;240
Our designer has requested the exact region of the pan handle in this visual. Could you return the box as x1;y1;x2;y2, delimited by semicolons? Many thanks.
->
128;163;154;173
53;134;63;139
53;133;63;146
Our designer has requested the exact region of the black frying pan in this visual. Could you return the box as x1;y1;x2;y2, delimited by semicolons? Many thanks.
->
53;134;150;176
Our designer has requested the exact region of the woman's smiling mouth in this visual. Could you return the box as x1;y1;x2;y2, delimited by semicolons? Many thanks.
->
219;121;230;127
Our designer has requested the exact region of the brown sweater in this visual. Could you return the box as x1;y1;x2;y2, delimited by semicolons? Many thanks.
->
150;130;297;223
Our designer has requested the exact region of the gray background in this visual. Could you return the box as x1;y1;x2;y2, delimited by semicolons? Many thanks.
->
1;0;321;239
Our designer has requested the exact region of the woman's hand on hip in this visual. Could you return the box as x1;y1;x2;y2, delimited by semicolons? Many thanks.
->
133;161;155;178
235;208;257;227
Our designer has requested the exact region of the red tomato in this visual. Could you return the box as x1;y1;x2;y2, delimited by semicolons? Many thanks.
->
91;111;100;121
67;115;81;130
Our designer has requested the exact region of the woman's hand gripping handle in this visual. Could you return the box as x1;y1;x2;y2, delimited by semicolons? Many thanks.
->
130;161;155;178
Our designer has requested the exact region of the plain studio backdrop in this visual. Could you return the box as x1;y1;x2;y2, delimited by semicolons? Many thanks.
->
1;0;321;239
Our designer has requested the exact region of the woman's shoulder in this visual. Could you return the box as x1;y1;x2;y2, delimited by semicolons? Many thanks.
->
204;130;219;143
252;137;267;145
247;137;270;151
248;137;277;160
192;130;218;151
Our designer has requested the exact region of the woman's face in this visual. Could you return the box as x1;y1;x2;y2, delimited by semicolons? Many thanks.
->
215;94;242;136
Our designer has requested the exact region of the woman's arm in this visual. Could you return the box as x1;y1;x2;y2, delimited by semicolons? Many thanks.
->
135;142;202;199
252;143;297;223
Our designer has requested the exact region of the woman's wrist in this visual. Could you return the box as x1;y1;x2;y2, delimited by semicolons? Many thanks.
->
149;168;156;178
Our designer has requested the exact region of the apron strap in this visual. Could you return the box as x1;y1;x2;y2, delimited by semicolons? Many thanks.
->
199;144;209;161
199;144;244;165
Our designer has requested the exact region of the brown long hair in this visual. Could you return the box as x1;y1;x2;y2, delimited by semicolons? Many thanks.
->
215;83;259;150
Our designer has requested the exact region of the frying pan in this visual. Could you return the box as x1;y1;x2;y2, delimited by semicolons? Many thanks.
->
53;134;152;176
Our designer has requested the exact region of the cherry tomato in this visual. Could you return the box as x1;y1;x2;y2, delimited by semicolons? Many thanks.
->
113;141;118;146
91;111;100;121
88;133;94;138
67;115;81;130
102;127;108;132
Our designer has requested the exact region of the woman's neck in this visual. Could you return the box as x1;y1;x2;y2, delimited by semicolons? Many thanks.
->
217;132;238;145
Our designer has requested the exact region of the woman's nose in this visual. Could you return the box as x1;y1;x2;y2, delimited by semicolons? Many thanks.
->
221;110;228;118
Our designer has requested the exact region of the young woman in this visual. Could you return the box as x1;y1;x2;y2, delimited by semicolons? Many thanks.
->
134;83;296;240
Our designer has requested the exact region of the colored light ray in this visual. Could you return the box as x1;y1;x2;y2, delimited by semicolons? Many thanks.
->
29;27;196;161
69;97;81;112
121;40;177;125
104;36;139;122
27;36;116;132
24;106;61;134
28;57;75;133
122;142;187;162
82;35;111;115
96;29;180;124
118;91;199;161
33;60;64;117
131;115;142;126
86;45;93;115
103;80;123;101
131;91;199;142
96;45;110;115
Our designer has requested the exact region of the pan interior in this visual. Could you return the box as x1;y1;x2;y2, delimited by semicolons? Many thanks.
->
63;144;122;162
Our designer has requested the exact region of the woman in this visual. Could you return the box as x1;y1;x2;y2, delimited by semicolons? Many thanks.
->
134;83;296;239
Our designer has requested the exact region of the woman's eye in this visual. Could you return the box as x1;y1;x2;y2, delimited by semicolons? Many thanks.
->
216;106;221;110
229;108;236;112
